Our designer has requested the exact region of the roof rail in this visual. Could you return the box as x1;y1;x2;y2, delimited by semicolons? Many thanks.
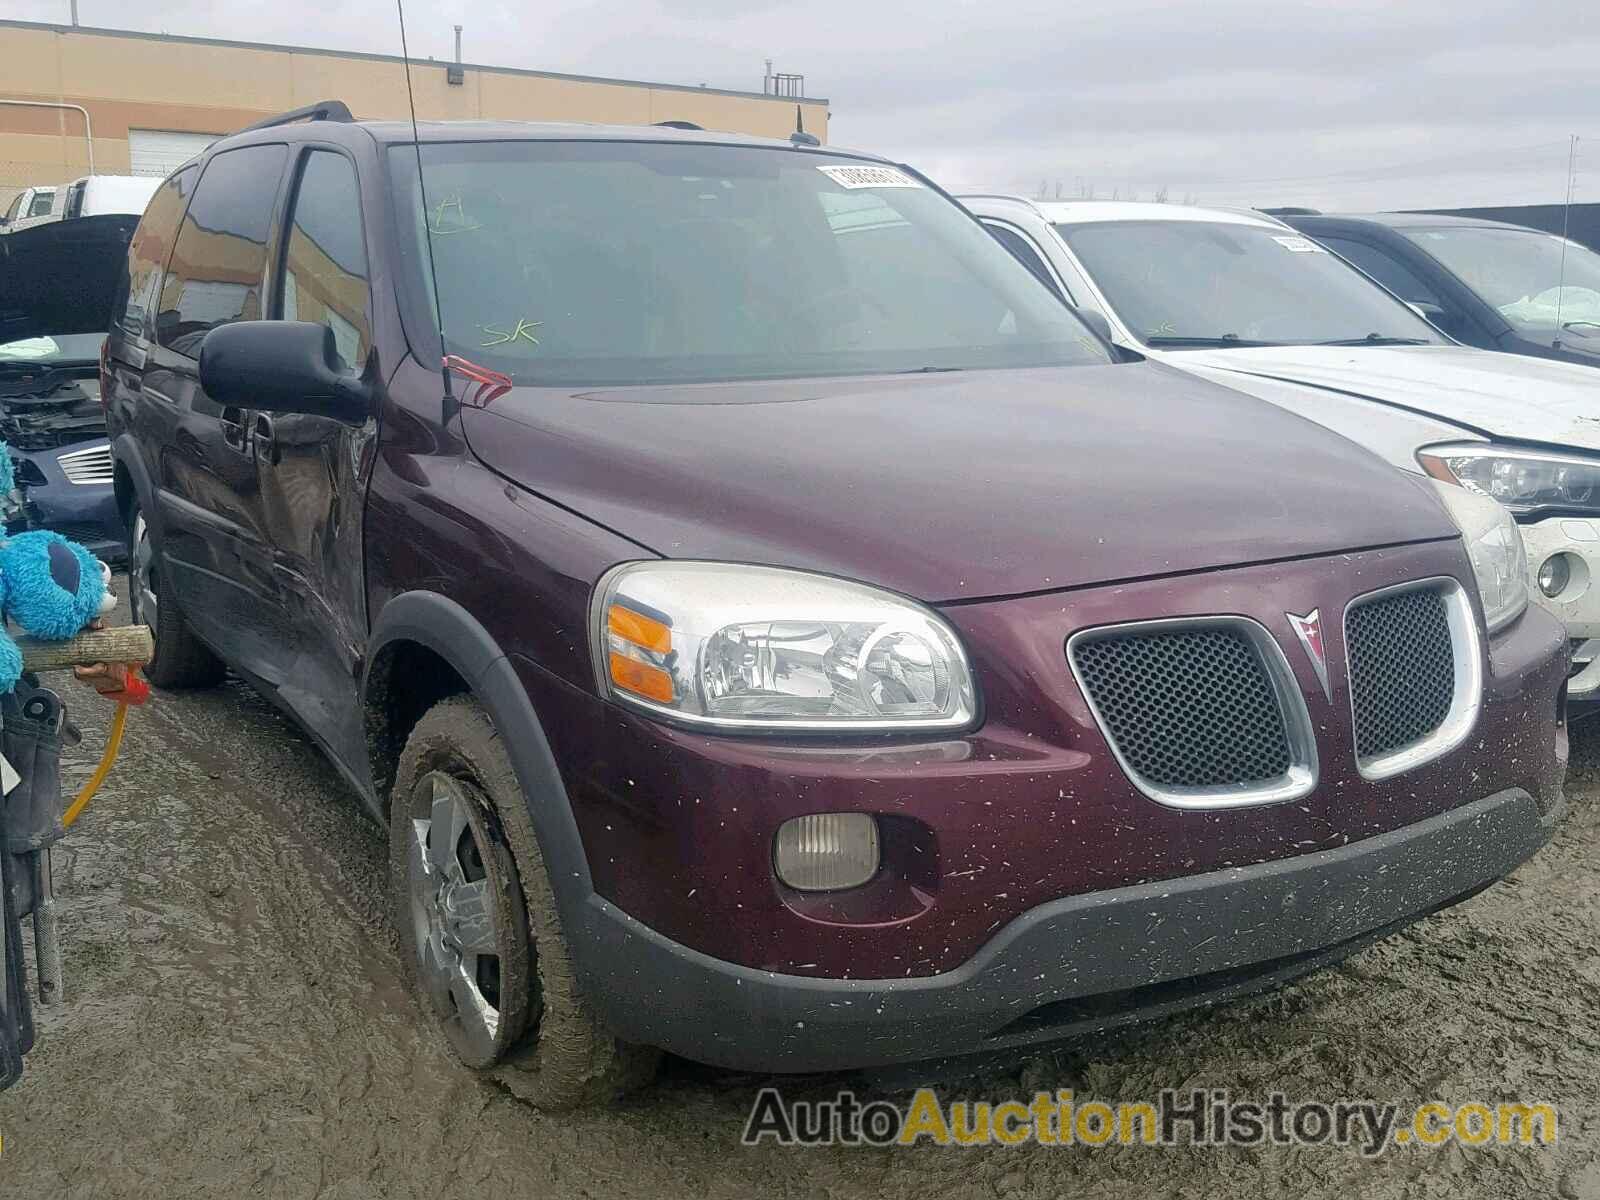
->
233;100;355;136
954;193;1044;213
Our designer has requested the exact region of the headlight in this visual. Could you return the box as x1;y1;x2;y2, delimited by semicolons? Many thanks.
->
1427;479;1529;633
592;562;978;731
1419;442;1600;517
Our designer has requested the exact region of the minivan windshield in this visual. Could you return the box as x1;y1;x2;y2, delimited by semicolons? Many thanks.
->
1404;225;1600;338
1060;220;1446;349
392;141;1109;386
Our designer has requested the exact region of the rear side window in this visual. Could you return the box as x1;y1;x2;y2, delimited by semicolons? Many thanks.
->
280;151;371;369
116;166;196;339
157;143;287;358
27;191;53;218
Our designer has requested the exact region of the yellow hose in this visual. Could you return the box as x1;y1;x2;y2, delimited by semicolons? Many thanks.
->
62;701;129;829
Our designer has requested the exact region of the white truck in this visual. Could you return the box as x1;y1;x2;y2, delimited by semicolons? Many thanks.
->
1;175;161;233
1;185;58;232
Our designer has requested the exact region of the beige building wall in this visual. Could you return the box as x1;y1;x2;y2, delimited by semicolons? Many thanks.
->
0;19;829;202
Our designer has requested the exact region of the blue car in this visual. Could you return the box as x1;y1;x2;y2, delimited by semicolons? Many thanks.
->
7;435;120;564
0;215;134;563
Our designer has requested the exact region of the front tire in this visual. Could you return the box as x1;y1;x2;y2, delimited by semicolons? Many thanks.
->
127;500;225;688
390;696;659;1106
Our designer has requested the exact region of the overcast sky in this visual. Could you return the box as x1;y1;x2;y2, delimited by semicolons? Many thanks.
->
13;0;1600;210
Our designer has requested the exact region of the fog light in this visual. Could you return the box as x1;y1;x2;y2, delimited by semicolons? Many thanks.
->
774;813;880;891
1539;553;1572;598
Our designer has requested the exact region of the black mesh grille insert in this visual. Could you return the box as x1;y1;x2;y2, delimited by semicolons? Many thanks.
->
1346;588;1455;760
1072;627;1292;789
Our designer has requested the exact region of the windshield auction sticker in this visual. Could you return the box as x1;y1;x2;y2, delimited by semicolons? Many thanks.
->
741;1088;1558;1155
1271;235;1326;252
817;164;923;189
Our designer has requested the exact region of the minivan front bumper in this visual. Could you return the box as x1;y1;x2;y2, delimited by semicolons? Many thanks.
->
574;783;1560;1072
525;539;1568;1074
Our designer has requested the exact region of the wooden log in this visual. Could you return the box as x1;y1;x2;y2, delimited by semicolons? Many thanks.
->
16;625;154;671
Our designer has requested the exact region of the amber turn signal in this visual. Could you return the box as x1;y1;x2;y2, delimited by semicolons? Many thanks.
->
608;651;674;704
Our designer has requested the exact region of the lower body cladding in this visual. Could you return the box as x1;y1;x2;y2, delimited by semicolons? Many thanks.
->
577;788;1556;1072
520;539;1569;1074
7;439;122;564
1522;514;1600;716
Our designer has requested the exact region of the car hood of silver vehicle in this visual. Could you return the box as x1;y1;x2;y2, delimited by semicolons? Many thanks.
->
1170;342;1600;453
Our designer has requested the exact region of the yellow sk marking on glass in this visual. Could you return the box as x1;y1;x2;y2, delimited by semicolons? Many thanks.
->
480;318;542;348
429;192;483;235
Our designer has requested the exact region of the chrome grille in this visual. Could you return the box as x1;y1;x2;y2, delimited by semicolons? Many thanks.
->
57;442;113;486
1069;619;1312;806
1345;583;1462;767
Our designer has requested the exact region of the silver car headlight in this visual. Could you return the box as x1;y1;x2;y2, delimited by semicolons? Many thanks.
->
1419;442;1600;517
1427;479;1529;633
592;562;978;732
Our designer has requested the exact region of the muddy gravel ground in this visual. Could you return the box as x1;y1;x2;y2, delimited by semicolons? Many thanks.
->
1;672;1598;1198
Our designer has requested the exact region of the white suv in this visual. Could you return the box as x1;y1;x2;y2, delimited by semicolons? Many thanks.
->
962;195;1600;709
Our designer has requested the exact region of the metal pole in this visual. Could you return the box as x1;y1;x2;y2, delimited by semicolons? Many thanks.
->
0;98;94;175
453;24;462;63
32;852;62;1006
1553;135;1579;350
69;0;78;26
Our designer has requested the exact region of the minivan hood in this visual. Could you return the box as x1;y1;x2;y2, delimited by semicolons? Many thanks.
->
0;214;136;344
1170;344;1600;451
461;362;1455;601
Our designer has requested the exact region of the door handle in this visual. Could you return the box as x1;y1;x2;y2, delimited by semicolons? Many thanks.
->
251;413;279;465
220;406;248;452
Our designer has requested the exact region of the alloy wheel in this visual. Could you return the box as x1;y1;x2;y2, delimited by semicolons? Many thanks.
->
405;771;509;1064
129;512;159;634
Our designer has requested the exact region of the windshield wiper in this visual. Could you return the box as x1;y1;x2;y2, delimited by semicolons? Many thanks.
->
895;365;965;373
1314;334;1432;346
1144;335;1284;348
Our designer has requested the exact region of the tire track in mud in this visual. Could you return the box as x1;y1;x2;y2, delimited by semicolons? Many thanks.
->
1;672;1599;1198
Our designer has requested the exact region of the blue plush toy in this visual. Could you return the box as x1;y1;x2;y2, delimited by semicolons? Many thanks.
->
0;444;110;693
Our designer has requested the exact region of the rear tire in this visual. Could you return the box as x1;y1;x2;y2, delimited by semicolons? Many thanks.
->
390;696;660;1107
127;499;225;689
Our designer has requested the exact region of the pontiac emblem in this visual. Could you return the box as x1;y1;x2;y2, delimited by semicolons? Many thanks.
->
1287;609;1331;701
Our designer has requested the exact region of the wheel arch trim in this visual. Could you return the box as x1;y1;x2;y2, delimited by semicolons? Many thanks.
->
364;590;598;915
110;432;159;538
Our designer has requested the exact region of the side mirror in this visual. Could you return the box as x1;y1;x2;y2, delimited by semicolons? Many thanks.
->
1407;301;1445;321
1073;306;1115;343
199;321;370;422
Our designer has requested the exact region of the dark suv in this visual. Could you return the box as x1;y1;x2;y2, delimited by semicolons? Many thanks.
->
1280;211;1600;369
104;104;1569;1105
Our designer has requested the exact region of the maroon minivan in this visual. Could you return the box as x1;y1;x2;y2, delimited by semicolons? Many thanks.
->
103;105;1568;1105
